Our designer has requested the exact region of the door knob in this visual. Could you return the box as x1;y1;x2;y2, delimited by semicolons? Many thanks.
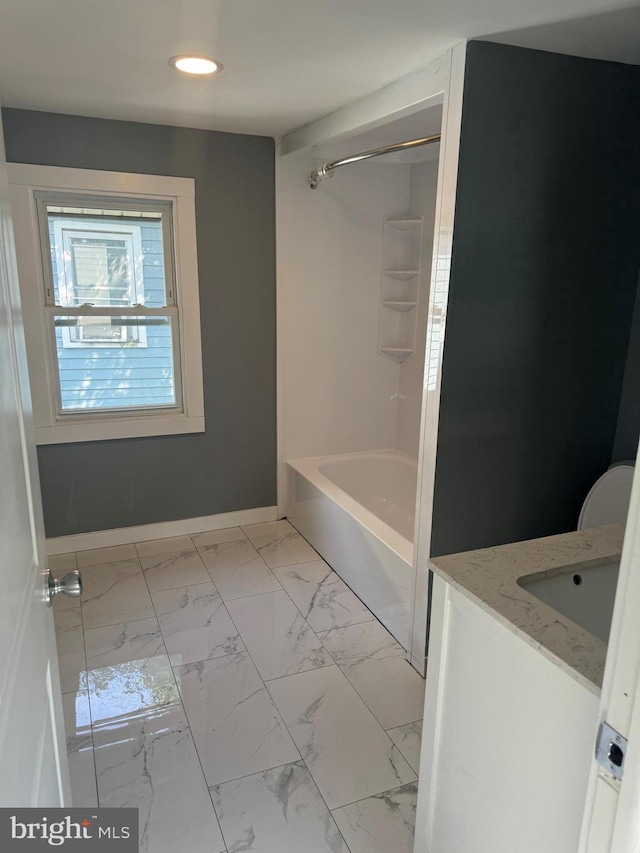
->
45;569;82;606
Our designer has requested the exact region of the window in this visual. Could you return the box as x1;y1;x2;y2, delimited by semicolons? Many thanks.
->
9;165;204;444
53;220;147;348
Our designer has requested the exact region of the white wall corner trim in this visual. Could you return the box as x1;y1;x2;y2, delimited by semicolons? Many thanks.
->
46;506;278;555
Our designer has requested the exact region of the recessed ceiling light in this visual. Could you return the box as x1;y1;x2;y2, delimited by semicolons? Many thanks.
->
169;55;223;76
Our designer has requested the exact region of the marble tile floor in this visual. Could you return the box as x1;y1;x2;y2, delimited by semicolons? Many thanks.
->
51;519;426;853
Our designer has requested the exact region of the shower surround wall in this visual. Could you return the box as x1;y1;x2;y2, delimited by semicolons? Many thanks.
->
277;156;411;472
278;150;439;651
277;154;437;487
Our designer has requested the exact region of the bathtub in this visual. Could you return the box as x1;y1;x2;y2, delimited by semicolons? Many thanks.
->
286;450;417;649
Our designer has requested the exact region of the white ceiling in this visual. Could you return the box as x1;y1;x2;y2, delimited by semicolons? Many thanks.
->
0;0;637;138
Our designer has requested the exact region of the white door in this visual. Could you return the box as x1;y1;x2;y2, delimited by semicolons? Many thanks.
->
0;108;71;805
580;446;640;851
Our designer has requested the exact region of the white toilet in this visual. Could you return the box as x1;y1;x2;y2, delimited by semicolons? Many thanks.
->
578;464;635;530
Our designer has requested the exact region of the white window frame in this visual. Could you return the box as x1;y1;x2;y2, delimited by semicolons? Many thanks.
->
8;164;205;444
53;220;147;348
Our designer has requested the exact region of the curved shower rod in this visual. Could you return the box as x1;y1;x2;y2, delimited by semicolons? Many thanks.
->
309;133;441;189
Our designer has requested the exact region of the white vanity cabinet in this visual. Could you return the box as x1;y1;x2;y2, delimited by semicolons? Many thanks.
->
414;574;601;853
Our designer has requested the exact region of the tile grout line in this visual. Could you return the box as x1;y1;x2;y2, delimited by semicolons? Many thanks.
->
80;552;201;822
329;778;421;815
265;546;427;732
222;585;339;678
63;553;98;806
319;651;425;733
232;525;396;831
178;576;310;781
264;661;418;794
190;532;288;601
134;539;210;594
139;545;227;843
67;528;416;849
385;721;423;775
73;550;99;808
258;669;375;849
177;528;351;832
207;760;353;853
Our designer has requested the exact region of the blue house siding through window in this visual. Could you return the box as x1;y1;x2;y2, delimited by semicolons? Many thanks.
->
50;218;176;410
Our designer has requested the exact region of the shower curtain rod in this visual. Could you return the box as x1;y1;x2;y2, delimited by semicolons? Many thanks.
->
309;133;441;189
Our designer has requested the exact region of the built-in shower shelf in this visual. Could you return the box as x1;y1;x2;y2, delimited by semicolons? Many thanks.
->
385;218;423;231
378;214;424;364
379;347;414;362
382;300;417;312
383;269;419;280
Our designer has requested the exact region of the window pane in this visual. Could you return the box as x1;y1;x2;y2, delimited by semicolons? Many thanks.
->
53;315;178;412
46;204;170;308
70;237;131;308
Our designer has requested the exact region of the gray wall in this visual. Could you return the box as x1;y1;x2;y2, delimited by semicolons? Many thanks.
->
2;109;276;538
431;42;640;557
612;278;640;462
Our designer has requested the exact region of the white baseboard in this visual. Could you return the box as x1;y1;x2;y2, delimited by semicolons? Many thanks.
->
46;506;278;555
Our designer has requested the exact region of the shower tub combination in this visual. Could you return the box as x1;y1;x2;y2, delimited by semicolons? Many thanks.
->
286;450;418;649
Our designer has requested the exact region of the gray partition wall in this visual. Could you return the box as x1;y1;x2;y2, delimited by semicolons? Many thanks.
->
431;42;640;557
2;109;276;538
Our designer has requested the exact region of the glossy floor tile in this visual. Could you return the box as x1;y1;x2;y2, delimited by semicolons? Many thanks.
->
140;550;211;593
212;761;348;853
84;617;166;670
175;653;300;786
136;535;210;592
273;560;375;633
332;782;418;853
152;582;245;666
196;535;282;601
61;689;98;807
226;590;331;680
55;524;427;853
53;607;86;694
136;535;196;558
191;526;248;548
387;721;423;774
84;619;179;735
243;520;318;568
321;620;425;729
77;544;138;568
81;559;154;629
95;705;225;853
267;665;416;809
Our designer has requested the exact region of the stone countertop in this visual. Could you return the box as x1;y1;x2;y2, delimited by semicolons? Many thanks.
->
430;523;624;695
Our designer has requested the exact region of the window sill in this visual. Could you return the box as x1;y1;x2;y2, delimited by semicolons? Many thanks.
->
34;414;205;445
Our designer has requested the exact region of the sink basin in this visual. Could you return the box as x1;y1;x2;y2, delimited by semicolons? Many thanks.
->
518;561;620;643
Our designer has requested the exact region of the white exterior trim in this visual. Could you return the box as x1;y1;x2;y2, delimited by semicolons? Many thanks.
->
8;164;204;444
46;505;278;555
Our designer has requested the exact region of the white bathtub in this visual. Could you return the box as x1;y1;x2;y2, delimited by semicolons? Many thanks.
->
286;450;417;649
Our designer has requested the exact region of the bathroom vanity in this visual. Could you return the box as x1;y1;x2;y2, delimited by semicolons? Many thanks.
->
414;524;624;853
